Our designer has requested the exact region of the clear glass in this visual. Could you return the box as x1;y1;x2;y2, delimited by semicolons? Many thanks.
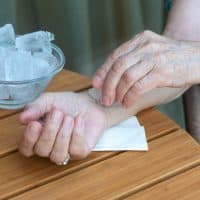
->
0;44;65;109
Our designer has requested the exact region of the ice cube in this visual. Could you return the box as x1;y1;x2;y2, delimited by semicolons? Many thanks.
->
0;47;17;80
0;47;7;80
0;24;15;48
33;52;57;69
0;47;11;99
33;57;52;76
5;51;35;81
16;31;54;53
4;51;52;81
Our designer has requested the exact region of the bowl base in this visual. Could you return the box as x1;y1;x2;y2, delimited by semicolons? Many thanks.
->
0;103;25;110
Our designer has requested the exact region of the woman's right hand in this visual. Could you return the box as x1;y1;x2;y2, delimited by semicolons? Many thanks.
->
92;31;200;108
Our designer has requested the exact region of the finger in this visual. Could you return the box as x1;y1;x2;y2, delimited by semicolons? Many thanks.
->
69;114;89;160
18;121;42;157
116;62;153;103
122;73;158;108
34;109;64;157
92;33;142;88
50;115;74;165
101;54;141;106
19;93;54;125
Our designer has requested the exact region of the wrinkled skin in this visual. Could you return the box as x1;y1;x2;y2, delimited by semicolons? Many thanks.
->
92;30;200;107
19;92;107;165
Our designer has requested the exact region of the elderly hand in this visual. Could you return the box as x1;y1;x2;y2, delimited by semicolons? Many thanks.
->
92;30;200;107
18;92;107;165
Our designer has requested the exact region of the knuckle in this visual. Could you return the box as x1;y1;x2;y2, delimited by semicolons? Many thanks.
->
143;41;158;51
109;48;122;61
109;51;118;61
112;59;124;74
143;30;153;37
150;42;159;50
122;71;133;84
133;81;144;94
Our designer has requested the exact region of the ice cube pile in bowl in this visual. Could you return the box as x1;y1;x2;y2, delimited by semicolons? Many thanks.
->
0;24;65;109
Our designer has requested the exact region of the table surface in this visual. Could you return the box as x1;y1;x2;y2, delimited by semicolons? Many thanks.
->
0;70;199;200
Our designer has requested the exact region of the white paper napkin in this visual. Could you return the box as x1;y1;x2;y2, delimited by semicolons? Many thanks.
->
88;88;148;152
93;116;148;151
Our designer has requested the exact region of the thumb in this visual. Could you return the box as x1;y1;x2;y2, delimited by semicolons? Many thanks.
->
19;93;54;125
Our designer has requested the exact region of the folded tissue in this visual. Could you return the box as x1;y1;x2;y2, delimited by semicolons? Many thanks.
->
88;88;148;151
93;116;148;151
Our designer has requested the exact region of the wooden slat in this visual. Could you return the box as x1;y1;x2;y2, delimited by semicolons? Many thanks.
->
46;69;91;92
0;70;91;119
0;109;180;199
0;110;180;199
137;108;179;140
0;107;178;158
10;130;200;200
126;166;200;200
0;152;116;200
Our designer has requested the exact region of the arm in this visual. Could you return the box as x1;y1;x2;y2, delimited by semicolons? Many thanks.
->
88;87;186;128
18;85;184;164
92;0;200;108
18;0;200;163
164;0;200;41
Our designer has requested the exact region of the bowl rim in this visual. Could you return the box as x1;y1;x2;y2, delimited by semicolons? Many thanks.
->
0;43;65;85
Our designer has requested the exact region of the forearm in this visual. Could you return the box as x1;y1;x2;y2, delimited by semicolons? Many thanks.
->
84;1;200;128
164;0;200;41
98;0;200;127
83;87;187;128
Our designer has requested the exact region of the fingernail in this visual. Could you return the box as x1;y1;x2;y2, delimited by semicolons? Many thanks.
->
94;75;102;83
102;96;111;106
93;76;102;87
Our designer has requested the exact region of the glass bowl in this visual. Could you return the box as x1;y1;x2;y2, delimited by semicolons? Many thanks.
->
0;44;65;109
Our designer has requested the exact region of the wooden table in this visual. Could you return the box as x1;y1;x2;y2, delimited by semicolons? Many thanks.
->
0;70;199;200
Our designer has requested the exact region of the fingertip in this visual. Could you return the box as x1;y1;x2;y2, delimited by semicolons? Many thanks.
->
92;76;103;88
19;110;32;125
19;106;42;125
18;121;42;157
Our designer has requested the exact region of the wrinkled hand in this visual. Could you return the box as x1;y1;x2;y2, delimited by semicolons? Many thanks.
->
18;92;107;165
92;30;200;107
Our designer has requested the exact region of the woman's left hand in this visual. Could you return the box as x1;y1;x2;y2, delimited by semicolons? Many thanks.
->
18;92;107;165
92;30;200;108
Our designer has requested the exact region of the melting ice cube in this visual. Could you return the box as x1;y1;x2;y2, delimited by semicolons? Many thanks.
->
16;31;54;53
4;51;52;81
0;47;8;80
33;52;57;69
